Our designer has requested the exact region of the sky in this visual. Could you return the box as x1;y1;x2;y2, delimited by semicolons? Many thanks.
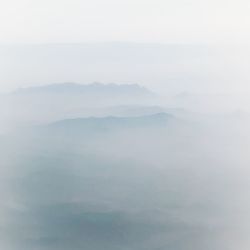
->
0;0;250;44
1;43;250;94
0;0;250;93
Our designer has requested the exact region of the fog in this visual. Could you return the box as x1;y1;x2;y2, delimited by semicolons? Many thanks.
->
0;80;250;249
1;43;250;95
1;0;250;246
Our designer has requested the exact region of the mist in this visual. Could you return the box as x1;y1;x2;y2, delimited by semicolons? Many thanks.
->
1;0;250;246
0;80;250;249
1;43;250;95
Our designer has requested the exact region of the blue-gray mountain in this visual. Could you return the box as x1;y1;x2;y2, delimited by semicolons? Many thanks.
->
0;83;161;133
47;113;173;131
13;82;155;98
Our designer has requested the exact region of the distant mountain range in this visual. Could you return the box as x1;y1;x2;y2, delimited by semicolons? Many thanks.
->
42;112;174;135
0;83;192;137
13;82;155;98
6;83;158;119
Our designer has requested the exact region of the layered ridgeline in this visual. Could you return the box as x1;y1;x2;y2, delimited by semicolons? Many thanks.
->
40;112;174;137
14;82;153;96
0;82;163;133
12;82;155;103
2;102;250;250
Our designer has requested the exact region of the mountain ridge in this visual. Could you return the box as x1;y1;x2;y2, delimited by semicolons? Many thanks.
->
43;112;174;134
12;82;155;97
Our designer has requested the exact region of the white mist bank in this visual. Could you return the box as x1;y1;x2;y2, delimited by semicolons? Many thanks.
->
0;109;250;249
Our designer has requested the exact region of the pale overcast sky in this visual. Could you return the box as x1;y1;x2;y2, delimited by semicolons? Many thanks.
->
0;0;249;44
0;0;250;93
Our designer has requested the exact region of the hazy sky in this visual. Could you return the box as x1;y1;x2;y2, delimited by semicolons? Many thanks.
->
0;0;250;93
0;0;250;44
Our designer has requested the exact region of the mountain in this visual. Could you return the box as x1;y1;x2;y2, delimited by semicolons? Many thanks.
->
13;82;155;98
42;113;174;135
8;82;157;118
0;83;160;133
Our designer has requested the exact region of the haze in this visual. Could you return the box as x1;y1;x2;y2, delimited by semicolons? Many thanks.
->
0;0;250;44
1;1;250;249
1;43;250;96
